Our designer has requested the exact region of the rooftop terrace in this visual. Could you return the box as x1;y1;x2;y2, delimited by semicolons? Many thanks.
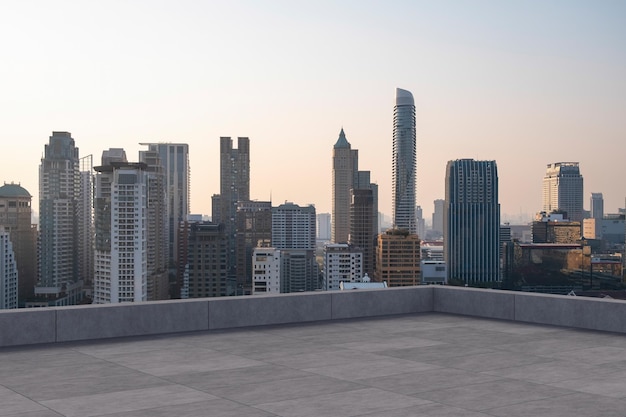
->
2;287;626;416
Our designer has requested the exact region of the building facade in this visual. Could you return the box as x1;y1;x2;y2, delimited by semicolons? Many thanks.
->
542;162;584;222
590;192;604;220
235;200;272;293
0;183;37;303
349;189;376;278
252;247;281;294
272;202;319;292
322;243;363;290
212;137;250;288
139;148;170;300
0;228;18;309
392;88;417;234
375;229;420;287
445;159;500;284
140;143;190;265
186;222;228;298
332;128;358;243
36;131;83;305
93;152;148;304
78;155;94;293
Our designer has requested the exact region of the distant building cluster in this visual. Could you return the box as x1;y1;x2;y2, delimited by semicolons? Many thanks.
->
1;89;624;308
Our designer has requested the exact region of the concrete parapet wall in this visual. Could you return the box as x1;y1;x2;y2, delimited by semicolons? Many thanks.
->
2;286;626;347
434;286;516;320
331;286;433;320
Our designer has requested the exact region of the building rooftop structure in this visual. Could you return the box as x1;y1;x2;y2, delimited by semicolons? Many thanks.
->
2;287;626;416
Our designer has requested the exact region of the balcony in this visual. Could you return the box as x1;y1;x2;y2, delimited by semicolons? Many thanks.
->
2;287;626;416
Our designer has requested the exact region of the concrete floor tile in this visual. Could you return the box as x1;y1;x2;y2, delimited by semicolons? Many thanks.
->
164;363;313;390
360;367;504;395
357;402;494;417
206;374;364;405
40;385;217;417
414;379;574;411
256;387;431;417
423;350;552;372
95;399;275;417
488;392;626;417
0;386;49;416
547;369;626;398
483;358;620;384
303;356;440;381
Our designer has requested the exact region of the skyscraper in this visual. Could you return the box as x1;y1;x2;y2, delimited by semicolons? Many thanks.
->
542;162;584;222
140;143;190;264
235;200;272;293
213;137;250;286
0;183;37;303
350;188;375;278
186;221;228;298
432;199;445;236
36;132;83;306
590;192;604;220
139;148;169;300
272;202;320;292
93;150;148;303
332;128;358;243
78;155;94;291
0;227;18;309
392;88;417;234
445;159;500;284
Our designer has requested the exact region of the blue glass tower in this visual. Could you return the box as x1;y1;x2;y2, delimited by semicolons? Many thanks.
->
444;159;500;284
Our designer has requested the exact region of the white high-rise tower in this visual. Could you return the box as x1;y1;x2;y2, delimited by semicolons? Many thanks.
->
392;88;417;233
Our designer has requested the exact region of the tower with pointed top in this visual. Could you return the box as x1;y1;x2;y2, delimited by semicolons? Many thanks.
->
332;128;358;243
392;88;417;234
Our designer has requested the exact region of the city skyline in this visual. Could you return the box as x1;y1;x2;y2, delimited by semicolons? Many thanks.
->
1;1;625;221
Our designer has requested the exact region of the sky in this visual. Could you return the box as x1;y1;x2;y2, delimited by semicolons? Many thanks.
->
1;0;625;224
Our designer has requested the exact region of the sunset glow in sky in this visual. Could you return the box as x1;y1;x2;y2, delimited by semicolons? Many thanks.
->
1;0;625;222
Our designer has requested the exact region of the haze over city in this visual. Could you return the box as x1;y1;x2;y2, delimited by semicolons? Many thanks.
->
1;0;625;221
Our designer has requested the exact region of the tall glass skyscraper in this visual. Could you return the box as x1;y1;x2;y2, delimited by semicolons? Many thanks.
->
445;159;500;284
392;88;417;234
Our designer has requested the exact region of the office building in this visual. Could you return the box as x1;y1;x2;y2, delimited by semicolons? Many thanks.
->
445;159;500;284
532;213;581;244
349;188;376;278
0;228;18;309
392;88;417;234
93;151;148;303
317;213;331;241
332;128;358;243
272;202;320;292
139;148;169;300
140;143;190;264
432;199;444;236
590;192;604;220
212;137;250;285
416;205;426;238
322;243;363;290
235;200;272;292
542;162;584;222
375;228;420;287
252;247;281;294
78;155;94;292
185;221;229;298
36;132;83;306
0;183;37;303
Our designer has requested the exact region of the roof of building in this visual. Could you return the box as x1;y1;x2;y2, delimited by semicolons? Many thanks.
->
333;128;350;149
3;312;625;416
0;182;31;198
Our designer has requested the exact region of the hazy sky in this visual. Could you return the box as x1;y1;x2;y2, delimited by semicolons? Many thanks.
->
1;0;625;222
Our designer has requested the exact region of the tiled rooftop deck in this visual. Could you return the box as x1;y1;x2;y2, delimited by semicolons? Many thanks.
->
2;312;626;417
